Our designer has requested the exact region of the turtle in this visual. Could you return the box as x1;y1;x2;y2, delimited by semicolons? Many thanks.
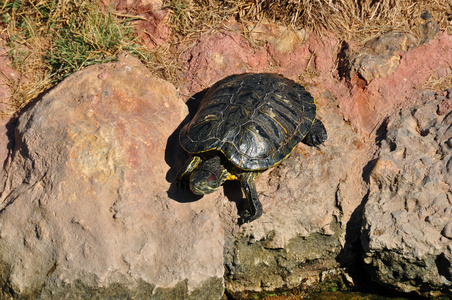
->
176;73;327;223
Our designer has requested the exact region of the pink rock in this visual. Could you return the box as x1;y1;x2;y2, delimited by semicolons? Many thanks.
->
180;31;270;97
0;54;224;298
337;31;452;134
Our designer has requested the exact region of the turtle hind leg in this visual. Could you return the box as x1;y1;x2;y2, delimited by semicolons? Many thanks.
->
303;119;327;147
176;156;202;190
239;171;263;223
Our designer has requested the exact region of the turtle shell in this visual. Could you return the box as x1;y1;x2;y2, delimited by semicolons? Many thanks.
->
179;73;317;171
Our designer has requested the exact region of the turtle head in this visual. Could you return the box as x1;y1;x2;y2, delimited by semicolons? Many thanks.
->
189;156;230;195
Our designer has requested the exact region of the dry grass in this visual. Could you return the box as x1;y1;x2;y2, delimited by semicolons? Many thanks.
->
1;0;451;115
164;0;452;44
422;69;452;91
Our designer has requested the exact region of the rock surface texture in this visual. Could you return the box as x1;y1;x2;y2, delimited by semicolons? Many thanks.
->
0;54;224;299
362;92;452;297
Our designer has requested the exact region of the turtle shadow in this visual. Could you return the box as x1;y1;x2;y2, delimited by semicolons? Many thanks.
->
222;181;250;225
165;88;206;203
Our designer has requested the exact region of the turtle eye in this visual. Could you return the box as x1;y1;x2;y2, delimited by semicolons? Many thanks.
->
207;174;217;182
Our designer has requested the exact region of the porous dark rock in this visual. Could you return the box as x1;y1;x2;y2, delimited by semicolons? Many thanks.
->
362;91;452;297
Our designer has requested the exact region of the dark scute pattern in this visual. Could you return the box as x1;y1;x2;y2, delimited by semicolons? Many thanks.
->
180;73;317;170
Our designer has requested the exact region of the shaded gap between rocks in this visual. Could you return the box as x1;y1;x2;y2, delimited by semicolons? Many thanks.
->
165;88;206;203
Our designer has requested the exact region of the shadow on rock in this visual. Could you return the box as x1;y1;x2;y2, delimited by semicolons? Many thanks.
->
2;117;16;170
165;88;207;203
1;87;54;168
336;141;380;290
336;192;370;286
0;86;57;196
222;180;246;224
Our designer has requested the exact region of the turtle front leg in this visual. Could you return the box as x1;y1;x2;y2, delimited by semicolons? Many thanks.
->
176;156;202;190
240;171;263;223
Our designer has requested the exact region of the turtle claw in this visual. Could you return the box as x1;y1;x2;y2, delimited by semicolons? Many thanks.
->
238;210;256;224
240;211;250;221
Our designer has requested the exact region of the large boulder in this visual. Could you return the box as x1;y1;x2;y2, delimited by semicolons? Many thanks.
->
362;91;452;297
0;54;224;299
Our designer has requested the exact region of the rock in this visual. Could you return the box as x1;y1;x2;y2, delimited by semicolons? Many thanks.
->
348;16;440;86
336;31;452;135
438;98;452;116
442;222;452;239
418;10;440;44
179;25;340;97
0;54;224;299
361;91;452;296
350;33;417;84
180;31;270;97
270;32;339;79
246;22;308;53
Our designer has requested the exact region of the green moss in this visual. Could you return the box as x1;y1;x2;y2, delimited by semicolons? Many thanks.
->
225;217;344;299
0;277;223;300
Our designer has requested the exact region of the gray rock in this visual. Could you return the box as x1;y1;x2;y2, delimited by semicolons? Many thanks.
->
362;92;452;296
